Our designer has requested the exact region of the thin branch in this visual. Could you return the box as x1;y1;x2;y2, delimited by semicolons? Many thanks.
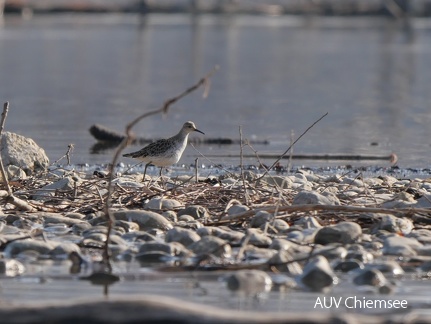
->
239;126;249;205
0;102;12;195
102;66;218;273
256;112;328;180
216;204;431;224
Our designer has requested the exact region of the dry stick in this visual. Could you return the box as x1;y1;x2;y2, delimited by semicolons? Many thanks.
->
51;143;75;166
287;130;294;172
0;102;35;212
216;204;431;224
102;67;218;272
256;112;329;180
239;126;249;205
194;158;199;184
189;143;236;177
0;102;12;196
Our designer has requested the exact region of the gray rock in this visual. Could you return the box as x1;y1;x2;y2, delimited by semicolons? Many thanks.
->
4;239;55;257
227;204;249;216
313;245;348;260
285;230;305;244
417;247;431;256
135;250;173;264
345;248;374;263
162;210;177;223
226;270;272;296
243;246;278;261
33;176;81;199
6;165;26;180
270;219;290;232
353;268;387;287
299;256;336;292
175;219;203;230
243;229;272;247
50;242;81;258
383;235;422;256
314;222;362;245
250;211;272;228
407;229;431;244
165;227;201;246
65;212;86;220
188;236;231;258
112;177;146;188
113;220;140;233
267;250;302;275
196;226;244;243
294;216;322;229
257;175;292;189
41;213;89;226
366;261;404;276
0;259;25;277
1;131;49;175
375;214;414;235
145;198;182;211
420;260;431;272
138;242;170;255
415;194;431;208
177;205;209;220
113;210;173;231
269;238;294;251
292;191;340;206
334;260;364;272
178;215;195;222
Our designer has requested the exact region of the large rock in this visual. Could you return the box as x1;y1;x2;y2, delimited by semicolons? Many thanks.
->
299;256;336;292
292;191;340;205
226;270;272;296
1;132;49;175
113;210;173;231
314;222;362;245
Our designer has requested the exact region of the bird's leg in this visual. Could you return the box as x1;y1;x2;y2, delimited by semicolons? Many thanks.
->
142;162;150;183
159;167;166;188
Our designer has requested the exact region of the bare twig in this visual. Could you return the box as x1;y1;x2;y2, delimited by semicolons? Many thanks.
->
51;144;75;166
0;102;12;196
257;112;328;180
287;129;294;172
217;204;431;224
239;126;249;205
102;67;218;273
194;158;199;184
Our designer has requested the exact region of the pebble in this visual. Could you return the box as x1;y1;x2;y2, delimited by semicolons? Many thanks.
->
113;210;173;231
145;198;182;210
353;268;387;287
293;191;340;206
299;256;337;292
177;205;210;220
188;236;231;258
165;227;201;246
225;270;272;296
314;221;362;245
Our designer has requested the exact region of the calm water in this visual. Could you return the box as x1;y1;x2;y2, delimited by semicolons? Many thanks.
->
1;14;431;168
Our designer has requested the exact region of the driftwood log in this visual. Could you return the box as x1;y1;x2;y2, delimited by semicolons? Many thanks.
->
89;123;269;147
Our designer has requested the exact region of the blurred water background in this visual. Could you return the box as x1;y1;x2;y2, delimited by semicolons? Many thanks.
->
0;1;431;169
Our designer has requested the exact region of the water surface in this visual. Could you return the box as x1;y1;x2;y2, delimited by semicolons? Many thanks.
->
0;14;430;168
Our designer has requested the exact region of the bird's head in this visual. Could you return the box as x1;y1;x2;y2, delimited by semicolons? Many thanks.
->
183;121;204;135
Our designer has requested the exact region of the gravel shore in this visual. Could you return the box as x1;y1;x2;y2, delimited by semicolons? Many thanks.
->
1;165;431;323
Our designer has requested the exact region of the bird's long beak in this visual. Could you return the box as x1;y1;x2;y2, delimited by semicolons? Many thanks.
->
194;128;205;135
